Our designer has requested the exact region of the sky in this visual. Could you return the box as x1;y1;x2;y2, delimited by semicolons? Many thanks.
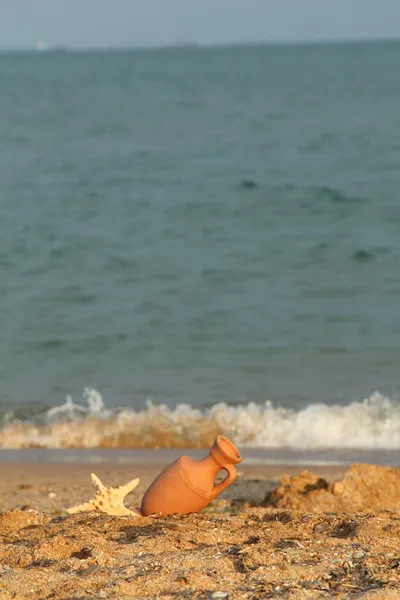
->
1;0;400;50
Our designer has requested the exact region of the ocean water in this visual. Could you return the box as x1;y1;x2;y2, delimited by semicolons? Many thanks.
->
1;41;400;451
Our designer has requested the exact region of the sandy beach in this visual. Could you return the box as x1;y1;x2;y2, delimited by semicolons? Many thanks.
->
2;18;400;600
1;461;400;599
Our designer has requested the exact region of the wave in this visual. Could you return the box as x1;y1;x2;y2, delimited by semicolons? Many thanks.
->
0;389;399;450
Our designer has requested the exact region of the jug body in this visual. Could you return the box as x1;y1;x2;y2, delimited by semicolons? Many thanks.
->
140;435;242;516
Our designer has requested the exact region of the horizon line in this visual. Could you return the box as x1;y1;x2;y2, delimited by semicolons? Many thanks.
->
1;35;400;53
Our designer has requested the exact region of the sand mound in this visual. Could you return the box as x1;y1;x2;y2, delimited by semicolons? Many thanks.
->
265;463;400;512
0;509;43;533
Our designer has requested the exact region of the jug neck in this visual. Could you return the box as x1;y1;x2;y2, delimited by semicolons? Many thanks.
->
201;453;223;476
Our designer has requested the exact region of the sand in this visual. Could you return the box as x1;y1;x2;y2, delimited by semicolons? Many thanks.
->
1;462;400;599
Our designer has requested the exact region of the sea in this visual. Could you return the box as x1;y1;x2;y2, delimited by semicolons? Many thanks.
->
1;40;400;462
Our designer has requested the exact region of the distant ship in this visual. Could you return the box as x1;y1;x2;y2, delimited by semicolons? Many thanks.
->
165;41;199;49
35;40;50;51
35;40;68;53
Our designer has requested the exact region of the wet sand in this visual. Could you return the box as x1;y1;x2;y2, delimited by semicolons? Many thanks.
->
1;462;400;599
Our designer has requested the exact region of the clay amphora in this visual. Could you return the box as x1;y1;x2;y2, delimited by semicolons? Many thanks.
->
139;435;242;517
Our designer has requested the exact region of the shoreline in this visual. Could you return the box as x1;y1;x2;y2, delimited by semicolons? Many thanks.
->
1;446;400;466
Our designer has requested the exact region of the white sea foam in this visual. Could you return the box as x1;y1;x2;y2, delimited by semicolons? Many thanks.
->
0;389;399;450
45;388;110;422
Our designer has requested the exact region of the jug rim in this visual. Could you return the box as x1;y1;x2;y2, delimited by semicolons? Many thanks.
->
214;435;242;464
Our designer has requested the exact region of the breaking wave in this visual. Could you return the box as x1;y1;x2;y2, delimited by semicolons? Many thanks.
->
0;388;399;450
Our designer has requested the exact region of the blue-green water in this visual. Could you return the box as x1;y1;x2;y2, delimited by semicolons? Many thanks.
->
1;41;400;449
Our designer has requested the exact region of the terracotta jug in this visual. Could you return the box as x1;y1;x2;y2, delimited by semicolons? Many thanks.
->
139;435;242;517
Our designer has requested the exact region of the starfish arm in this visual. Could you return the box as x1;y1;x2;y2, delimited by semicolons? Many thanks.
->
90;473;104;491
67;501;95;514
103;504;138;517
119;477;140;496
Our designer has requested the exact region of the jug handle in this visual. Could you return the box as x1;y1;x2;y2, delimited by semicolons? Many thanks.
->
211;465;236;500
